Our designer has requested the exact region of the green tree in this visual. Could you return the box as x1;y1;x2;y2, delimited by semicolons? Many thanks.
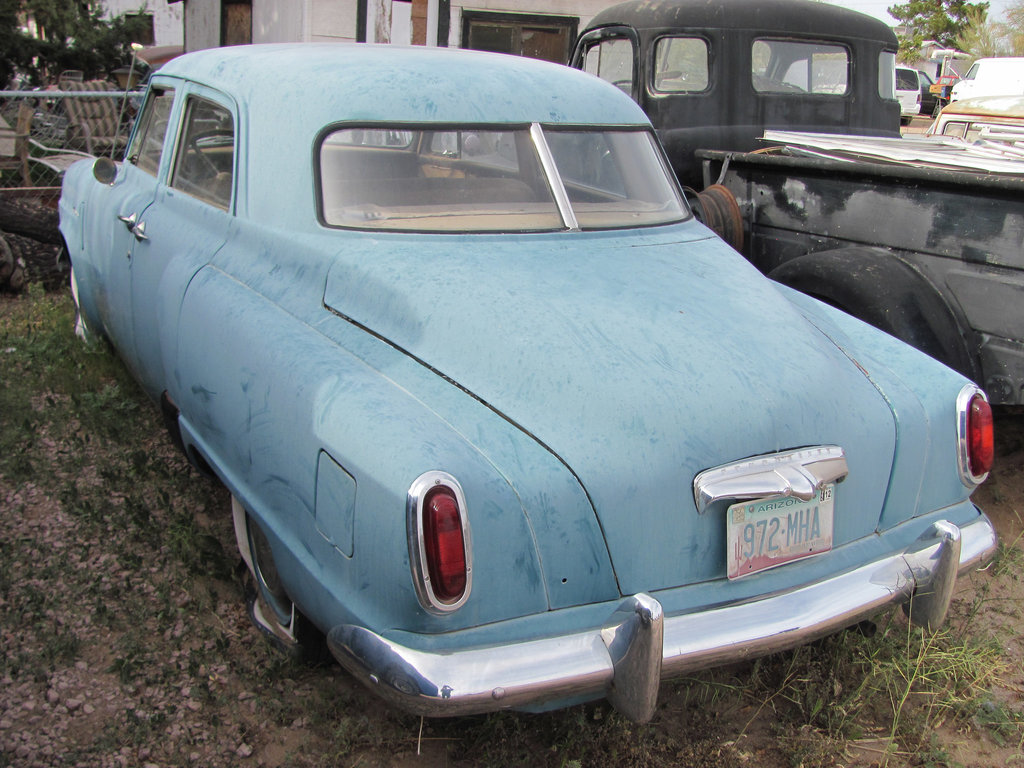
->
955;0;1024;56
1006;0;1024;53
1;0;150;87
888;0;990;60
956;5;1006;56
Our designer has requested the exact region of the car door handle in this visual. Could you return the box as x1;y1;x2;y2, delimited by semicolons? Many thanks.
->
118;212;137;230
130;221;148;242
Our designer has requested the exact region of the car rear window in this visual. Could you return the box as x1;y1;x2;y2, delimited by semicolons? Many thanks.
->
896;69;919;90
318;124;687;233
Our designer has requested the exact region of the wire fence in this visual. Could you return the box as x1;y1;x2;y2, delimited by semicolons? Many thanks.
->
1;88;139;207
0;88;138;291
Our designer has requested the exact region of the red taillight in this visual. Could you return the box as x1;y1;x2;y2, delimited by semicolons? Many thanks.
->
967;394;994;479
422;486;467;603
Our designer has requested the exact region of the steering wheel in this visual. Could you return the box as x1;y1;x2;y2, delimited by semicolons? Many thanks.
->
186;129;233;179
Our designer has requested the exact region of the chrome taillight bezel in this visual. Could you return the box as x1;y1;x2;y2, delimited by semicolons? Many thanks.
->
407;471;473;614
956;384;992;487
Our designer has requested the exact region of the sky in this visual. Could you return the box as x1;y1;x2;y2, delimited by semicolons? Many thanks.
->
833;0;1015;24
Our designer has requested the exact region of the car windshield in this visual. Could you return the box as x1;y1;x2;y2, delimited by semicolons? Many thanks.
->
318;124;687;232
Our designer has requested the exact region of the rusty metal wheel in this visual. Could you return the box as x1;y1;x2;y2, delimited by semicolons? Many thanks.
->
693;184;744;252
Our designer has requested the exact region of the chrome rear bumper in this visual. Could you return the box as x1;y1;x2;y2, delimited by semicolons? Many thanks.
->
327;515;996;722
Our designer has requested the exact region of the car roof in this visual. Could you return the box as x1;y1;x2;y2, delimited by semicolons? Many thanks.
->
941;95;1024;119
154;43;652;228
584;0;897;44
157;43;650;127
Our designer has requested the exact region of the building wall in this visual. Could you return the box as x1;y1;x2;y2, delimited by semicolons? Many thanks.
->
103;0;185;47
449;0;609;46
252;0;308;42
177;0;611;51
309;0;360;41
184;1;222;50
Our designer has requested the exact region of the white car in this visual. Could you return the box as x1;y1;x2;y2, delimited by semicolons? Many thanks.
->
896;67;922;124
950;57;1024;101
927;94;1024;144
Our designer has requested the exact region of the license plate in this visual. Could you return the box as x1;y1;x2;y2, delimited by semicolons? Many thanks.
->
727;484;834;580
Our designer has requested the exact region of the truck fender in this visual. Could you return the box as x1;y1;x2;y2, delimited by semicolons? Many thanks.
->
768;247;978;381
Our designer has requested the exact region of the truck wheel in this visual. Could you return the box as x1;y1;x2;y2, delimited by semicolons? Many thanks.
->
768;247;978;381
693;185;744;252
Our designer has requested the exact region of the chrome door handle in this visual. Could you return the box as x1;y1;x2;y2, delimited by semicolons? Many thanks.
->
118;212;137;230
130;221;148;242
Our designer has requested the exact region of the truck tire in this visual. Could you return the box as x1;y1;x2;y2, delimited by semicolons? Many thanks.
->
768;247;978;381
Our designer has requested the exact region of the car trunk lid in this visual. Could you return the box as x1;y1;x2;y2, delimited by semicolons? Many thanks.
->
323;225;897;594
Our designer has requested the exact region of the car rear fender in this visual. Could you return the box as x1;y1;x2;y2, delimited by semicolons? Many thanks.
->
778;283;979;530
171;263;615;636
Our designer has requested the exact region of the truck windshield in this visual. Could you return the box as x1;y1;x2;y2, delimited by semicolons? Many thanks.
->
318;124;687;232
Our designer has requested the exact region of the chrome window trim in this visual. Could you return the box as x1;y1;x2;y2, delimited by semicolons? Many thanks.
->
407;471;473;614
693;445;848;515
530;122;580;231
956;383;990;487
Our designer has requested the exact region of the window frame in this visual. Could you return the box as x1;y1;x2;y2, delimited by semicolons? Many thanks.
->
167;93;237;212
314;121;690;234
649;34;712;95
125;85;177;178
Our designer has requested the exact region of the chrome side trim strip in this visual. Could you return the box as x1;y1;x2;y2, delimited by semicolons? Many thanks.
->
327;514;996;722
693;445;848;515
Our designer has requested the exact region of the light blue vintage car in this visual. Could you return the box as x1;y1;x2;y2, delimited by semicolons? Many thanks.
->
59;44;997;722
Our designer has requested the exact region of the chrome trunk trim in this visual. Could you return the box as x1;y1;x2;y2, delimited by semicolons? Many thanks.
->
692;445;849;515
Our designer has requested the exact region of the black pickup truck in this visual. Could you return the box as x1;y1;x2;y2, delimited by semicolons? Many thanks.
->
571;0;1024;406
571;0;900;188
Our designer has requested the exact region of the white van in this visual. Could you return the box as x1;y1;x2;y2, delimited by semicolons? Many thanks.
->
895;66;922;123
950;57;1024;101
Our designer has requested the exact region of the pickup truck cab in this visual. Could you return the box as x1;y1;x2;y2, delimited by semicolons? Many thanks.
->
570;0;901;187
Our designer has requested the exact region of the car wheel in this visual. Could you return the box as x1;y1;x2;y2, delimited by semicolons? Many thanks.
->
231;496;329;663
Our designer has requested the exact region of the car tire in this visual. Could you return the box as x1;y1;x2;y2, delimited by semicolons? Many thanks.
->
231;497;330;664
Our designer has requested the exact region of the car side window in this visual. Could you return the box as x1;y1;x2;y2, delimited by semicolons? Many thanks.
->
941;121;967;139
652;37;709;93
127;87;175;176
170;96;235;211
752;39;849;95
582;37;635;94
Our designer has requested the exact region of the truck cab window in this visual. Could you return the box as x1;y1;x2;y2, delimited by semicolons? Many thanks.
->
653;37;709;93
879;51;896;99
582;37;635;95
752;40;849;95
